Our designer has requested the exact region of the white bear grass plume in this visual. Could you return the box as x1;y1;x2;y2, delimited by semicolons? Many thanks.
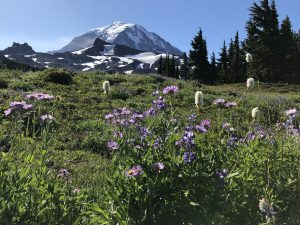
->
195;91;204;107
247;78;255;89
103;81;110;94
252;107;260;119
246;53;253;63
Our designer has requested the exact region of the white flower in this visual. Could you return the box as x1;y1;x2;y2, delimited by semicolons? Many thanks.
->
246;53;253;63
246;78;255;89
252;107;259;119
195;91;204;107
103;81;110;94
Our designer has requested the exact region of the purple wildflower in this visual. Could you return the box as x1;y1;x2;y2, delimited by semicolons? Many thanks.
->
195;125;207;133
57;169;70;177
145;108;156;116
201;120;211;129
213;98;225;105
126;165;143;178
225;102;237;108
188;114;197;122
4;101;33;116
285;108;297;118
151;162;165;172
113;131;123;139
153;96;166;109
107;141;119;151
163;85;179;95
183;151;197;164
26;93;54;101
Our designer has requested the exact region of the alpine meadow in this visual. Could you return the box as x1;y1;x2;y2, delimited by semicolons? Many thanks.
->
0;0;300;225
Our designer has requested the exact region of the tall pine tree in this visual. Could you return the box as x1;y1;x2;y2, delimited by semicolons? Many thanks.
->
180;52;189;81
189;29;210;83
217;41;229;83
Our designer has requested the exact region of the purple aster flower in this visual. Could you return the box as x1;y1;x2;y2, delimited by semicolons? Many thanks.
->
201;120;211;129
4;101;34;116
57;169;70;177
225;102;237;108
26;93;54;101
195;125;207;133
222;122;231;131
126;165;143;178
213;98;225;105
145;108;156;116
188;114;197;122
285;108;297;118
113;131;123;139
40;114;54;122
183;151;197;164
151;162;165;172
107;141;119;151
163;85;179;95
153;96;166;109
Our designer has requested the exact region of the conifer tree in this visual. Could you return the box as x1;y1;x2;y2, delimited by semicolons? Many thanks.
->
170;55;176;77
210;52;218;83
180;52;189;81
189;29;210;83
157;56;163;75
217;41;229;83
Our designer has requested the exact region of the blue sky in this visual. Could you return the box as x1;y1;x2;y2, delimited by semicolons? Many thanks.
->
0;0;299;55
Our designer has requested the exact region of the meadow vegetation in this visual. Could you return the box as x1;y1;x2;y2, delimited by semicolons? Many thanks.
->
0;68;299;224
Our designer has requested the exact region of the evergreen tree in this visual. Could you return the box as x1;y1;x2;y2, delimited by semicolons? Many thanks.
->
227;39;235;83
157;56;163;75
175;62;180;79
280;16;296;82
217;41;229;83
189;29;210;83
210;52;218;83
232;31;245;82
180;52;189;81
244;0;281;82
170;55;176;77
163;55;170;77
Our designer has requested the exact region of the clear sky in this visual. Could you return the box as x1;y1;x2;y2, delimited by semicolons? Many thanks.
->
0;0;299;55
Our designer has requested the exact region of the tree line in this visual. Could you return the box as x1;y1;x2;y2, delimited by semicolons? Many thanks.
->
157;0;300;84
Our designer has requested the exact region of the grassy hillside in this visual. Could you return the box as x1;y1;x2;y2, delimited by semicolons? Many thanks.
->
0;68;299;224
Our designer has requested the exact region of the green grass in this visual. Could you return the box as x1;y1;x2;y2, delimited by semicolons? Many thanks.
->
0;68;299;224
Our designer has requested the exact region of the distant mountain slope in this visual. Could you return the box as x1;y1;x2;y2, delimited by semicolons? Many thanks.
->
55;21;182;55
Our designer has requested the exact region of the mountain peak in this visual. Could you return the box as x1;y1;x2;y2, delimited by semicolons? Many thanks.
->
55;22;182;55
2;42;36;55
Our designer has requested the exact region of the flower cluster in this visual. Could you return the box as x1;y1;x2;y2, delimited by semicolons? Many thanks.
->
153;96;166;110
57;169;71;177
4;101;34;116
246;78;255;89
26;92;54;101
163;85;179;95
126;165;144;178
105;107;147;126
107;141;119;151
183;151;197;164
195;120;211;133
212;99;237;108
259;198;276;221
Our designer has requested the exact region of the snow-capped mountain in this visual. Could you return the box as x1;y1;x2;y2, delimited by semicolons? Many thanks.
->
55;21;182;56
1;39;179;74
